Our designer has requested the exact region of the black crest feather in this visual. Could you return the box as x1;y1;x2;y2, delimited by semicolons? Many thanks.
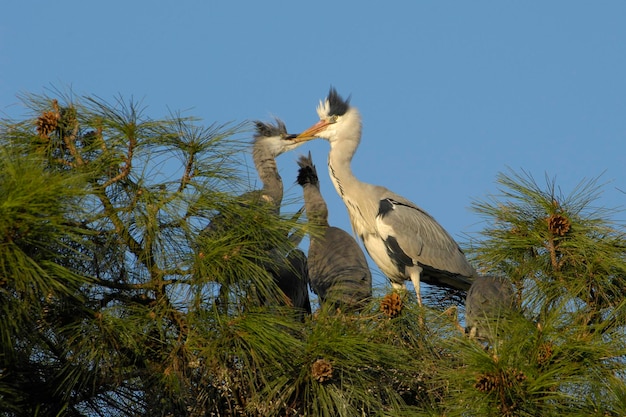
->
253;118;287;138
296;152;319;187
327;87;350;116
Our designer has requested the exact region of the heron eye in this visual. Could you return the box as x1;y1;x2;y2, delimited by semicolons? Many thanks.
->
329;115;338;123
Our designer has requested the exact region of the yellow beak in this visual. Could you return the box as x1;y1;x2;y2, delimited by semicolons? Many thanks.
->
292;120;330;143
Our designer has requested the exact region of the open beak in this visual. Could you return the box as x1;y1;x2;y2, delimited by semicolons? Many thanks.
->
289;120;330;143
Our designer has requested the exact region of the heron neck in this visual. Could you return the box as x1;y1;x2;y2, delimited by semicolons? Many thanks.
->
327;137;364;200
252;149;283;208
302;184;329;227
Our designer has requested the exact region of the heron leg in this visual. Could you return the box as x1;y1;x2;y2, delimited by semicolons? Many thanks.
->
408;266;423;307
468;326;477;339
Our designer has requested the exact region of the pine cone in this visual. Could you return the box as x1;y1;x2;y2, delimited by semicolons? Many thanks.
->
381;292;403;318
311;358;333;383
547;213;571;236
37;110;60;138
499;402;518;417
506;368;527;387
474;372;498;393
475;368;526;392
537;342;554;367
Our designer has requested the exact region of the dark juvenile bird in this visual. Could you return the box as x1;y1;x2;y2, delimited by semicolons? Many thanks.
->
251;119;311;315
205;119;310;316
465;275;515;340
250;119;297;210
296;152;372;310
289;88;476;306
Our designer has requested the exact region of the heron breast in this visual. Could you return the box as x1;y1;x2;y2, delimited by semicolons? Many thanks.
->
362;234;407;283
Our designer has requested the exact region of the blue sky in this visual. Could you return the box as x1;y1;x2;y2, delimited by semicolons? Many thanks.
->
2;1;625;290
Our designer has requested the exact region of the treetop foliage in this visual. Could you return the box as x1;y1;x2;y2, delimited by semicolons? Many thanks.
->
0;91;624;416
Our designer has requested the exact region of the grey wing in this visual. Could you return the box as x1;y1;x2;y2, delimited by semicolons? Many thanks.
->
375;195;475;278
308;227;372;307
465;275;515;337
272;248;312;317
466;276;514;317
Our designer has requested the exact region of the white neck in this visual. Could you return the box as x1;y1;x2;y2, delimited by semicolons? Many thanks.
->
327;137;361;200
325;117;382;238
326;108;365;200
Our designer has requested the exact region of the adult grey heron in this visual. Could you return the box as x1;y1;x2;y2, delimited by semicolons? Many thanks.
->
288;88;476;306
296;152;372;311
465;275;515;340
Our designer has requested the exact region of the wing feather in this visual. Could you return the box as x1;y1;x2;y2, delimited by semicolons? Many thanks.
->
375;195;474;278
308;226;372;307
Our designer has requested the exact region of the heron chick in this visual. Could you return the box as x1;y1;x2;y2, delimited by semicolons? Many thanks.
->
205;119;311;316
252;119;311;315
296;152;372;311
250;119;301;210
287;88;476;306
465;275;515;341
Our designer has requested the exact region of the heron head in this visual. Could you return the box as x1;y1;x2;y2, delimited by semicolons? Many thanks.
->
290;87;361;145
253;118;304;156
295;151;319;188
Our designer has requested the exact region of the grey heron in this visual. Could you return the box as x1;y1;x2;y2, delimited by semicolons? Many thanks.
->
251;119;311;315
250;119;296;211
206;119;310;316
288;88;476;306
465;275;515;340
296;152;372;311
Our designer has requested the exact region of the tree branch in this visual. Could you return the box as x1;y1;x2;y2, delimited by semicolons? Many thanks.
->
103;134;136;188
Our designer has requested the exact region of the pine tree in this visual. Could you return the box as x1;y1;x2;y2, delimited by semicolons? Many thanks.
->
0;92;308;416
432;171;626;416
1;92;624;416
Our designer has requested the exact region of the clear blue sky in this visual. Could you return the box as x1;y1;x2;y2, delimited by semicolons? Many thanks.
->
2;1;625;290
